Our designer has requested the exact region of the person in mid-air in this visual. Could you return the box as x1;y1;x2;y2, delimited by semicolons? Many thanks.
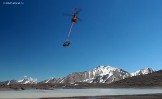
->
63;41;70;47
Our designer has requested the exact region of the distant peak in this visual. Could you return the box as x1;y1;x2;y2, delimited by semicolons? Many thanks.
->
141;67;155;72
96;65;116;68
131;67;155;77
96;65;106;68
143;67;150;70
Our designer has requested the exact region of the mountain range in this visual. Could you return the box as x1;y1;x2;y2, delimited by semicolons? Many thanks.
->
0;76;37;85
108;69;162;88
0;66;155;85
41;65;155;84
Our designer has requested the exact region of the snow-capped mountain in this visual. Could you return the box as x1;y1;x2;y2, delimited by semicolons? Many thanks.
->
17;76;37;84
40;78;63;84
0;66;155;85
92;66;130;83
43;66;131;84
131;68;155;76
43;66;155;84
0;76;37;85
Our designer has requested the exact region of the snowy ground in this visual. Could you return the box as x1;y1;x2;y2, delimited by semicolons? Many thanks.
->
0;88;162;98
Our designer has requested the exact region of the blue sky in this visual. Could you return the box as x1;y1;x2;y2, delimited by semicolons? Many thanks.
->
0;0;162;81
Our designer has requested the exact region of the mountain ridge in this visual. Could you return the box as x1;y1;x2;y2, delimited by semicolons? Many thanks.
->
0;66;155;85
107;69;162;88
0;76;37;85
41;65;155;84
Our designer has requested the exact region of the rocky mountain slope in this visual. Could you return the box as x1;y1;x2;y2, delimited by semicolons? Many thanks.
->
42;66;155;84
107;69;162;88
0;66;155;85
